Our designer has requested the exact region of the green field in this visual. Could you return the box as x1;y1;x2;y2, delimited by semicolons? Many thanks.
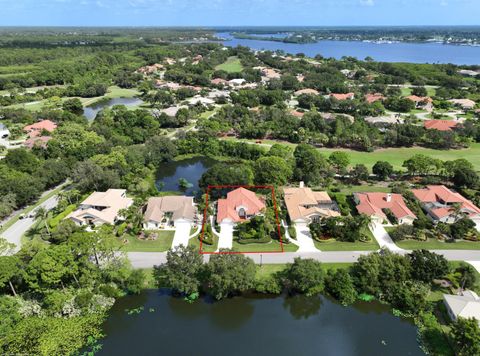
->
6;85;140;111
189;233;218;252
396;238;480;250
222;138;480;171
121;231;175;252
215;56;243;73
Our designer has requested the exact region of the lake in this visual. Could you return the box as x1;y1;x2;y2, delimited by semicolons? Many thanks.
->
155;156;217;195
83;97;144;121
217;32;480;65
97;290;424;356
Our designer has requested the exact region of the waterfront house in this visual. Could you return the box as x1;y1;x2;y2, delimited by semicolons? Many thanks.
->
143;196;196;229
443;290;480;326
216;188;265;224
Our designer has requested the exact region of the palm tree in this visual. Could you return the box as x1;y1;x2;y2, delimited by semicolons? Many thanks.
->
34;207;51;237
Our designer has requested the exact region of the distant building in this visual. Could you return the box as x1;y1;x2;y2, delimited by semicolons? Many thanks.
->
210;78;228;86
412;185;480;224
424;120;458;131
329;93;355;101
23;120;57;138
458;69;479;77
24;136;52;149
284;183;340;224
448;98;476;110
443;290;480;326
143;196;196;229
406;95;433;109
294;88;319;96
216;188;265;224
365;93;385;104
66;189;133;227
354;192;416;225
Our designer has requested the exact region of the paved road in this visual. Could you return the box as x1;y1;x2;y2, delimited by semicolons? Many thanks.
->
1;194;59;253
127;249;480;269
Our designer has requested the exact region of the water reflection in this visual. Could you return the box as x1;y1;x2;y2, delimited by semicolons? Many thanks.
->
283;294;322;320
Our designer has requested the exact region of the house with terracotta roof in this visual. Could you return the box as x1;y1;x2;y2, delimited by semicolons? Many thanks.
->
284;183;340;224
406;95;433;109
210;78;228;86
365;93;385;104
411;185;480;224
424;120;458;131
329;93;355;101
294;88;319;96
143;196;196;229
24;136;52;149
66;189;133;227
23;120;57;138
354;192;416;225
216;188;266;224
289;110;305;118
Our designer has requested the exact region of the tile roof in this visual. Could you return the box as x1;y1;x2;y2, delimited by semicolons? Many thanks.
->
330;93;355;100
216;188;265;223
411;185;480;219
283;187;339;221
23;120;57;138
294;88;319;96
144;196;196;223
424;120;458;131
355;192;416;220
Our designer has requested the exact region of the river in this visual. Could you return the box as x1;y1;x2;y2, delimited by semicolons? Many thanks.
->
217;32;480;65
97;290;424;356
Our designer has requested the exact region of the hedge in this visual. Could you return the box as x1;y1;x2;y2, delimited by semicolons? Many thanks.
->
48;204;77;228
288;226;297;239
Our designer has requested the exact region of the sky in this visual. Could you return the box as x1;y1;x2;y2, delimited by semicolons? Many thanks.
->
0;0;479;27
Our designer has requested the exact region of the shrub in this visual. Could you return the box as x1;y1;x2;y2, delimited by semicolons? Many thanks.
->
48;204;77;229
288;226;297;240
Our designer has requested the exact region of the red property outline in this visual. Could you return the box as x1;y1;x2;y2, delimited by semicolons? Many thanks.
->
200;185;284;254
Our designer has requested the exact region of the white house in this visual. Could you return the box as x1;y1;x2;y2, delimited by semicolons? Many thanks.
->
443;290;480;326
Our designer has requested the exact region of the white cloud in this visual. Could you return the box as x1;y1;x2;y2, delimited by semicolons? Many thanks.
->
360;0;375;6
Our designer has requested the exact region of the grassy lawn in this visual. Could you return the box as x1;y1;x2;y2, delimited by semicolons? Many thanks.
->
232;239;299;253
314;239;379;251
189;233;219;253
215;56;243;73
396;238;480;250
121;231;175;252
337;184;390;195
223;137;480;171
400;87;412;96
5;86;140;111
314;228;379;251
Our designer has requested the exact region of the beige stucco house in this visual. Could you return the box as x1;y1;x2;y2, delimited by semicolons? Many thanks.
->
143;196;197;229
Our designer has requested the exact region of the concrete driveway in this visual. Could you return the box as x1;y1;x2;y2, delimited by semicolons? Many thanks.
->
171;222;192;248
293;223;318;252
217;221;234;251
369;223;404;252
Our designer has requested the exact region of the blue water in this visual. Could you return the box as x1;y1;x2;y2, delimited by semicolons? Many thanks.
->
217;32;480;65
83;97;144;121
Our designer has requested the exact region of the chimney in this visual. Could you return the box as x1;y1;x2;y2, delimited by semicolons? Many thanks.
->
386;193;392;202
299;181;304;188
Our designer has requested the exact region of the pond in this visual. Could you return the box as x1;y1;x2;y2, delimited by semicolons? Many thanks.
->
155;156;217;196
97;290;424;356
217;32;480;65
83;97;144;121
